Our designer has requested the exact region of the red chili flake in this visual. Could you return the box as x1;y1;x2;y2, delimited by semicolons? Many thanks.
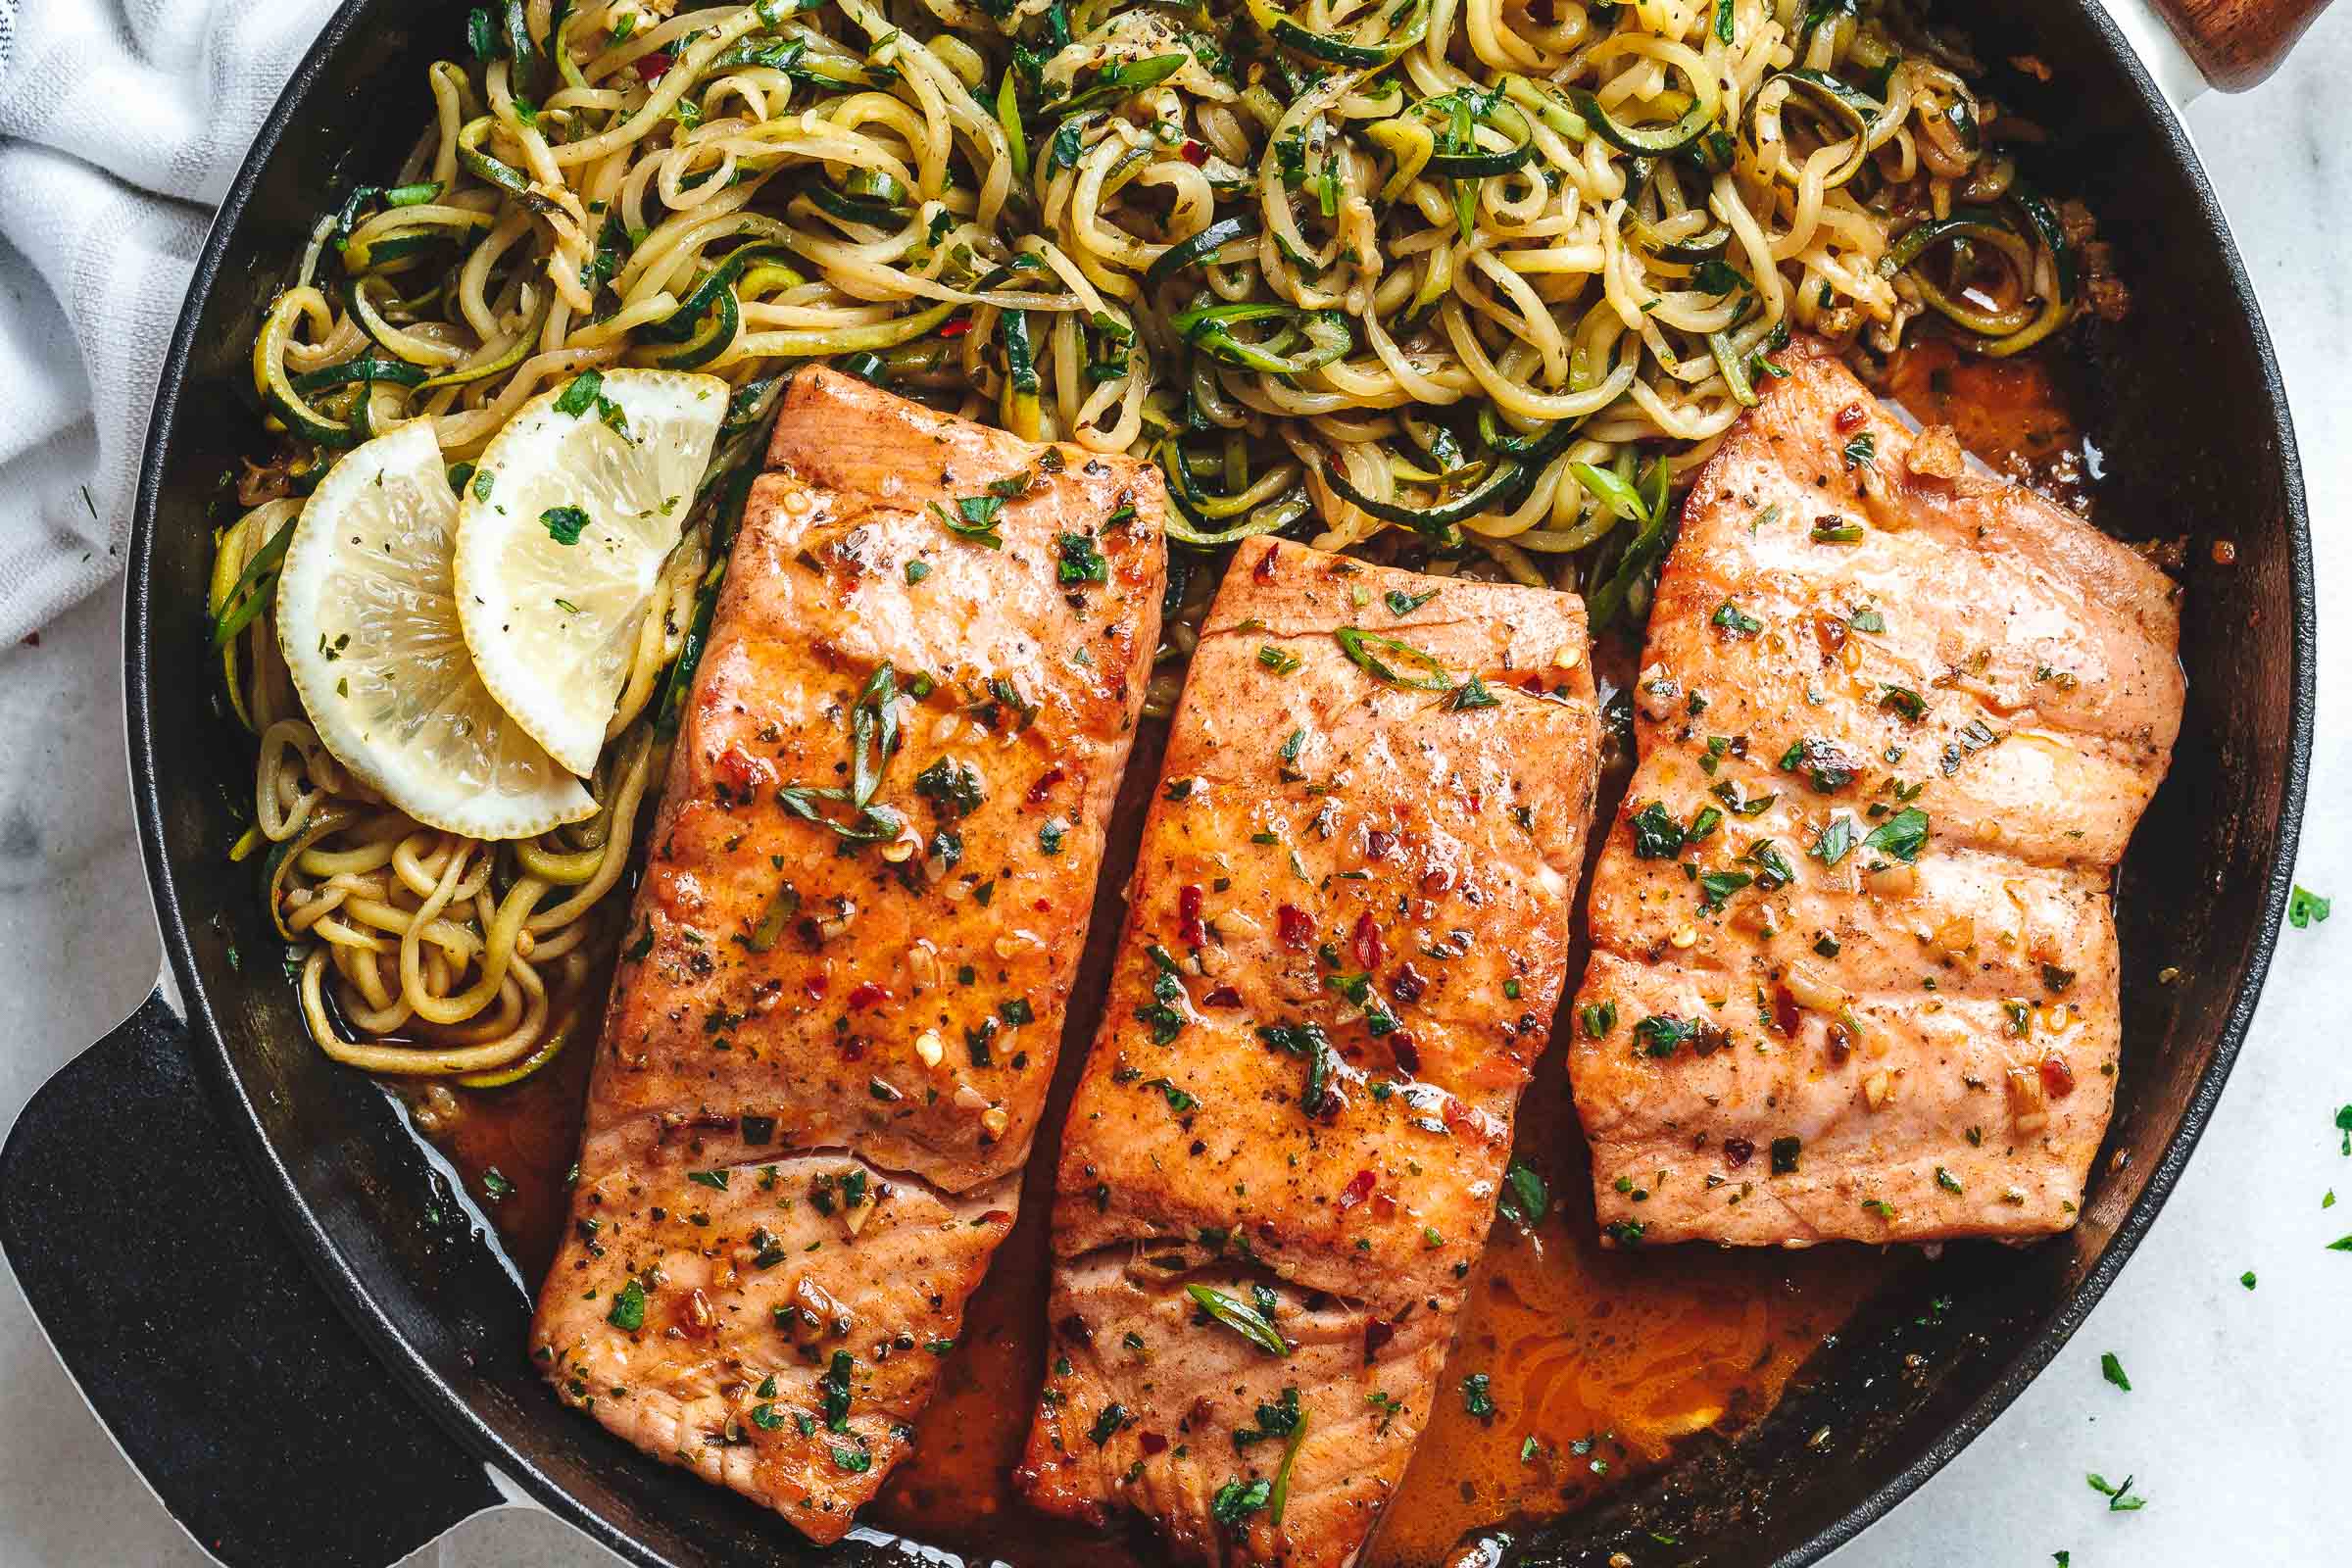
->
1350;912;1387;970
1464;792;1484;814
937;317;972;338
1365;829;1396;860
1027;766;1066;805
1252;546;1279;582
635;51;674;80
1179;139;1207;166
1139;1432;1169;1455
1391;963;1427;1004
1034;898;1053;913
1177;884;1206;949
1364;1318;1396;1359
805;975;831;1000
1421;867;1455;898
1390;1033;1421;1075
1722;1137;1755;1169
1771;985;1800;1036
1369;1192;1397;1223
1276;904;1314;950
1338;1168;1376;1211
1202;985;1244;1008
1835;401;1868;433
2039;1051;2077;1098
847;982;890;1010
714;743;776;796
979;1208;1014;1227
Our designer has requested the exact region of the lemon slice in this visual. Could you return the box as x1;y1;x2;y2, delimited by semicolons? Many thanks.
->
453;368;727;775
275;419;598;839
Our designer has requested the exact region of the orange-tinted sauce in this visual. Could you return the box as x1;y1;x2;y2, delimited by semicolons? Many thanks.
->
397;341;2082;1564
1877;334;2098;514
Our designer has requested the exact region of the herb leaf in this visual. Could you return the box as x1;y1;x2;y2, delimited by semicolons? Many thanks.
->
541;505;590;545
2100;1351;2131;1392
1334;627;1453;692
2290;884;2331;929
1186;1282;1291;1355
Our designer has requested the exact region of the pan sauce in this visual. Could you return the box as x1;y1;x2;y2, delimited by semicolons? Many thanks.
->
402;335;2090;1564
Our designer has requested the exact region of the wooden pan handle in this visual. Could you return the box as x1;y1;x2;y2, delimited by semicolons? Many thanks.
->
2144;0;2338;90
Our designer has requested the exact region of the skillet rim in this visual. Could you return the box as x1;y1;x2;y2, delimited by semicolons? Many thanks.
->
118;3;2317;1564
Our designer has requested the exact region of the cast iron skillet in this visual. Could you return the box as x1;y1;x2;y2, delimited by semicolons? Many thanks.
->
0;2;2318;1564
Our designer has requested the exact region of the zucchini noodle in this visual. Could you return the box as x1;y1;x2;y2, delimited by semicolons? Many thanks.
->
212;0;2063;1082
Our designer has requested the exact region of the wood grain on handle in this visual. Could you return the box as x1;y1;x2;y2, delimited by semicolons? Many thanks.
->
2145;0;2337;89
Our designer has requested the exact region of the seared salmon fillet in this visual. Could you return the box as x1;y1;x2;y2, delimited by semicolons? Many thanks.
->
1018;538;1600;1566
530;368;1164;1541
1569;338;2183;1248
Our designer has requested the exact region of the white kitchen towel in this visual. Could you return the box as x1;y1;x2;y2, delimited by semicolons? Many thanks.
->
0;0;343;643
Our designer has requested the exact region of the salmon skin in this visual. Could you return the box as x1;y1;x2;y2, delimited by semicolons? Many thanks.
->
1569;338;2183;1248
1018;538;1600;1567
530;368;1164;1542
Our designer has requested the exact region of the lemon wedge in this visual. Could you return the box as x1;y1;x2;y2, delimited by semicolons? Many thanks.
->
275;419;598;839
453;368;727;776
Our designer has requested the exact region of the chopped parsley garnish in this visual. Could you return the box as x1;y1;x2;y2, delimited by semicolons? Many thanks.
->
912;757;986;817
1499;1160;1548;1227
1135;969;1189;1045
1580;1001;1617;1039
607;1277;647;1332
686;1169;729;1191
1811;515;1864;544
481;1167;514;1201
2290;885;2331;928
1770;1135;1802;1174
1629;801;1686;859
1849;606;1886;632
1056;530;1107;584
1936;1166;1964;1195
1142;1076;1199;1114
820;1349;854;1431
930;494;1006;548
1634;1014;1697;1057
906;559;932;585
1842;431;1876;468
2099;1351;2131;1392
1698;868;1753;911
1812;813;1858;866
1446;673;1500;711
1089;1402;1131;1446
540;505;590;545
1460;1372;1495;1418
1877;685;1928;722
1386;587;1439;616
1862;806;1930;862
2085;1472;2146;1511
1039;818;1067;856
1211;1476;1270;1524
1779;736;1861;793
1711;600;1764;636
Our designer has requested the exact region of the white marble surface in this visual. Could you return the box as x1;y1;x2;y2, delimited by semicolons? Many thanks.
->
3;14;2349;1566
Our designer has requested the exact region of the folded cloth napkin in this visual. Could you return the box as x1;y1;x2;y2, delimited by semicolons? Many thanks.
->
0;0;343;643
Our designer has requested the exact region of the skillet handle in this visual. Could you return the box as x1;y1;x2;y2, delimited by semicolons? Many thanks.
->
0;990;505;1568
2143;0;2336;88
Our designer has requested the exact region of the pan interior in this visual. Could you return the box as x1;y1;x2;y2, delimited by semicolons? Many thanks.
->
129;3;2307;1564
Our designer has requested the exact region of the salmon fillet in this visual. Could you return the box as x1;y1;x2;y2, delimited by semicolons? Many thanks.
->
530;368;1164;1540
1017;538;1600;1566
1568;338;2183;1248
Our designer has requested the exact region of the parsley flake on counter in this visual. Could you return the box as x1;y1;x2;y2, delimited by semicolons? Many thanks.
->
2240;1270;2257;1290
2099;1351;2131;1392
2289;884;2331;928
2085;1472;2146;1511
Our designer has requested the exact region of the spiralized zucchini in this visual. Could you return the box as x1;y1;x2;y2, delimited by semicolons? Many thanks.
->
217;0;2063;1082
